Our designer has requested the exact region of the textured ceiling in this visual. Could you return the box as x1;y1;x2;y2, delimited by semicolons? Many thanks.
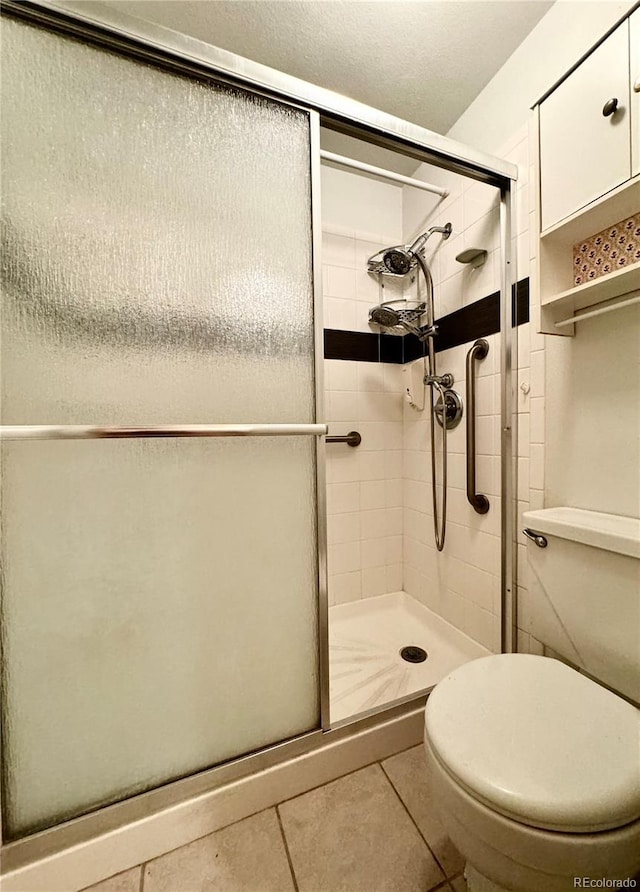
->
82;0;553;173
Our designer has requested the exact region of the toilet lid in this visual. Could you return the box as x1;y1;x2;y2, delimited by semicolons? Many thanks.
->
424;654;640;833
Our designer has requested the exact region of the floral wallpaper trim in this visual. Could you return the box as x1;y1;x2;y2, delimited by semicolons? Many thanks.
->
573;214;640;286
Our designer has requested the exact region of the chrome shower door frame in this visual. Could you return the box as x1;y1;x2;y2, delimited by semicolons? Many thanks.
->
0;0;518;872
500;186;519;654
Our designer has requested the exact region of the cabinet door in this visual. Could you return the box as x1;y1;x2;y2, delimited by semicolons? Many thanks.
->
540;21;631;230
631;9;640;178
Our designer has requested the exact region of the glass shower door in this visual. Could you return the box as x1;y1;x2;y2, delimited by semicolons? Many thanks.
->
0;16;322;840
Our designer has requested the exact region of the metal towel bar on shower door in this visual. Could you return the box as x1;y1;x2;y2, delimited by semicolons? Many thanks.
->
0;423;329;440
465;340;490;514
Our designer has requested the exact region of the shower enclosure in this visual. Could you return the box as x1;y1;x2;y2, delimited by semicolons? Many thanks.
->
0;0;517;880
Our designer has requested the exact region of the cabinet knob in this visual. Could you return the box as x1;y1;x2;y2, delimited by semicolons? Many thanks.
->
634;78;640;94
602;97;618;117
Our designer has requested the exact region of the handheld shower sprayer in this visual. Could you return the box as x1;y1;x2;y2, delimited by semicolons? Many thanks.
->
368;304;435;341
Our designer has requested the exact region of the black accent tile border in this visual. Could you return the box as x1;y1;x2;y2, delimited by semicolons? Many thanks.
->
323;329;379;362
322;329;408;363
324;278;530;364
380;332;404;364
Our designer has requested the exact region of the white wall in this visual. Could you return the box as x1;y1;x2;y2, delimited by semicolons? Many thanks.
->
448;1;633;155
545;303;640;518
321;166;403;239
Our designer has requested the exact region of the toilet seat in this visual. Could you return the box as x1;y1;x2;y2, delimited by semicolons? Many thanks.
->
424;654;640;833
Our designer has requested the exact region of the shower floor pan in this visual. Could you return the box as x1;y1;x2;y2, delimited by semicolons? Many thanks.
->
329;591;489;724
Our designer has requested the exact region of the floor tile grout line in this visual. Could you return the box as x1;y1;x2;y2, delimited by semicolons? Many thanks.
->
275;805;300;892
85;749;426;890
378;759;450;884
116;805;280;887
431;882;454;892
270;752;395;810
272;739;425;812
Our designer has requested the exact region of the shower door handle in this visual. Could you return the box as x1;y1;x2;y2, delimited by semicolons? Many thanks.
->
465;340;490;514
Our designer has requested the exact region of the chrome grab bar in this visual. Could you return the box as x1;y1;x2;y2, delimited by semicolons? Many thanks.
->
465;339;490;514
0;423;328;441
325;430;361;447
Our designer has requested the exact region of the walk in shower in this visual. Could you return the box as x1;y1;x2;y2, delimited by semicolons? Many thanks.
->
322;146;512;721
0;1;517;883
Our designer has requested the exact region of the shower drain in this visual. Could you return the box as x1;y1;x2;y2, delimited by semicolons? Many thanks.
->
400;645;428;663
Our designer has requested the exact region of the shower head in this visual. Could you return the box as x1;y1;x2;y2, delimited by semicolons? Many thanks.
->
368;300;431;339
369;305;402;328
382;247;414;276
367;223;451;277
380;223;453;276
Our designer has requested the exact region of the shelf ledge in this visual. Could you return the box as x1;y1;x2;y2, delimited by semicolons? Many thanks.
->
541;261;640;314
554;293;640;328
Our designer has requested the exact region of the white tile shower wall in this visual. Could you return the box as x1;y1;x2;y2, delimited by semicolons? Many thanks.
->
325;355;405;606
322;174;406;605
399;121;545;655
319;135;548;648
492;123;545;657
403;170;502;318
321;164;405;336
401;337;502;652
507;122;546;658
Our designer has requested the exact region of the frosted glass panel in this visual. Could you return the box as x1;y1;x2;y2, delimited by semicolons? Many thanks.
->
1;18;319;839
2;438;319;836
1;16;314;424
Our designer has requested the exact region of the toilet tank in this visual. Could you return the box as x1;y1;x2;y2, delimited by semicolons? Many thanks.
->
521;507;640;704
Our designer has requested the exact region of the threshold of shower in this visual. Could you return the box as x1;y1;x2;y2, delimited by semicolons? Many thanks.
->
329;591;489;725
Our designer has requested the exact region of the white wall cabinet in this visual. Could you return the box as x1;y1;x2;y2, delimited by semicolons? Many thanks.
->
533;8;640;336
539;21;631;231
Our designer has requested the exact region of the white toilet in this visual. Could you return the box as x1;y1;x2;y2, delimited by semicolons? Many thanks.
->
423;507;640;891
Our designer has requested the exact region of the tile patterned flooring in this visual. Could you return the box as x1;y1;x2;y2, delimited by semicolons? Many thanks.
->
83;745;467;892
